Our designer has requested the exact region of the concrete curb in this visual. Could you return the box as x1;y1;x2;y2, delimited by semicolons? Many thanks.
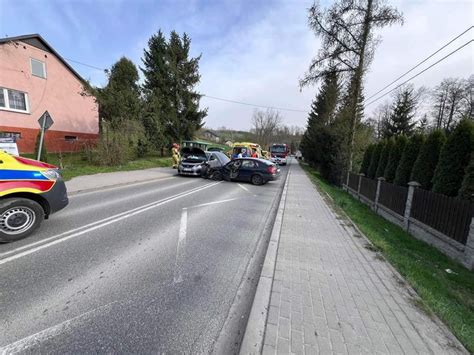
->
239;169;290;354
66;175;175;196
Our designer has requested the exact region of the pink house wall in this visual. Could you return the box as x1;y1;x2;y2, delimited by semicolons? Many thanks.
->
0;40;99;140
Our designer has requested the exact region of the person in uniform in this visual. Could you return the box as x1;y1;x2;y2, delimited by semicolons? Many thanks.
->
172;143;180;169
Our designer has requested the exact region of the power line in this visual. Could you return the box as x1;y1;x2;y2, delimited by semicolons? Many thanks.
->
365;40;473;107
61;58;309;113
63;57;106;71
202;94;308;113
364;25;473;103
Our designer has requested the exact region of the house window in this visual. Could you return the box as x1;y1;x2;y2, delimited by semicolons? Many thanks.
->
8;90;27;110
31;58;46;78
0;88;29;113
64;135;77;142
0;132;21;141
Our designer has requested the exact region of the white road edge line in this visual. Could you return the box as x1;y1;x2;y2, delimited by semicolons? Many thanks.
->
0;300;120;354
173;208;188;284
237;183;251;193
0;180;212;259
0;182;220;266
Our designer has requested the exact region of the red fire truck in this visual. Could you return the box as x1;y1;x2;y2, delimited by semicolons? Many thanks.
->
269;143;290;165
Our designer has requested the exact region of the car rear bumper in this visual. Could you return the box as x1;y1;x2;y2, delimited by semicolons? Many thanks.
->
41;179;69;215
266;173;281;182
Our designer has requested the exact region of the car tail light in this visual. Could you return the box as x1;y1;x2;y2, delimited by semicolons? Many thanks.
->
267;165;277;174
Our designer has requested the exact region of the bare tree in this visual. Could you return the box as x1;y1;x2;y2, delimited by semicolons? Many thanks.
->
432;78;470;131
300;0;403;182
251;109;283;148
462;75;473;119
366;102;391;139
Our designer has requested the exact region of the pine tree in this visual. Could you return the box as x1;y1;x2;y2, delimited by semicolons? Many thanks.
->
458;153;474;200
417;114;429;133
368;142;384;179
410;129;446;190
300;0;402;177
384;135;407;182
300;70;340;178
385;87;418;137
432;119;474;196
99;57;141;129
360;144;374;175
141;30;207;145
376;139;393;178
394;133;425;186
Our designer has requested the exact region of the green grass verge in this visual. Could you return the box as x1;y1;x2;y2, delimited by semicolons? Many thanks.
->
301;163;474;352
22;153;172;181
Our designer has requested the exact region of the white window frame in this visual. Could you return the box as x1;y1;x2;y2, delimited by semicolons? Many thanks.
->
0;87;30;114
30;58;47;79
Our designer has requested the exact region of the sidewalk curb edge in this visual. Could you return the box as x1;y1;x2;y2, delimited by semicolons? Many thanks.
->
239;169;290;354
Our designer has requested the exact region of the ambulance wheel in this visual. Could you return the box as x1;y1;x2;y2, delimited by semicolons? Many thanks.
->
0;198;44;242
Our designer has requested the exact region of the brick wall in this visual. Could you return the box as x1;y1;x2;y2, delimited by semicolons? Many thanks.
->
0;125;98;153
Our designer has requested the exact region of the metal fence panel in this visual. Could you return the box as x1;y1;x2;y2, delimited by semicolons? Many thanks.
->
411;188;473;245
348;172;359;191
378;181;408;216
359;176;377;201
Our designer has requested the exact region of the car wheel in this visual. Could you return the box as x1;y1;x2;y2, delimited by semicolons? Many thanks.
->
251;174;264;186
0;198;45;242
210;170;223;181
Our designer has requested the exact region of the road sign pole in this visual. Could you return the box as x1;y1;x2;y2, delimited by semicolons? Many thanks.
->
37;115;47;161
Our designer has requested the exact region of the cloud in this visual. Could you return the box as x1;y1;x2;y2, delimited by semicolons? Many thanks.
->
197;0;318;130
2;0;471;131
363;0;473;115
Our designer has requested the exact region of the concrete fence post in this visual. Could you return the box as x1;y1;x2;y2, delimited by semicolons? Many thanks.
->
374;177;385;212
404;181;421;232
462;217;474;270
357;173;364;200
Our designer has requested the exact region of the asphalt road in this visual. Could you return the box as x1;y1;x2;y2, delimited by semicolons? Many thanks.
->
0;164;289;354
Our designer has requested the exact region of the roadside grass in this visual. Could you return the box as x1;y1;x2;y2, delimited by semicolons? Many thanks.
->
22;153;172;181
301;163;474;352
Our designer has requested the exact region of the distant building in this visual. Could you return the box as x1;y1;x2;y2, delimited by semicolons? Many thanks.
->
202;129;220;143
0;34;99;153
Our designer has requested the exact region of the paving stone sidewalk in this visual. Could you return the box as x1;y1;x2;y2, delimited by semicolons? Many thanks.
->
261;163;466;354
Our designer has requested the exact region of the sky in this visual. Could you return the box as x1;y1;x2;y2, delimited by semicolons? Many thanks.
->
0;0;472;131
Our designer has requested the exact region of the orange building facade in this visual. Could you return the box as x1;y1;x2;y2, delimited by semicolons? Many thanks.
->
0;34;99;153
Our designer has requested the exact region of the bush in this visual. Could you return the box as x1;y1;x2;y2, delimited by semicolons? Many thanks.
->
367;142;384;179
458;153;474;200
394;133;425;186
433;119;474;196
136;138;148;158
376;138;393;178
360;144;374;176
410;129;446;190
384;135;407;182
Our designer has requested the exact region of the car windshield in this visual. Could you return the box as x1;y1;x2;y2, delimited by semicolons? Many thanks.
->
270;145;286;153
216;152;230;164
